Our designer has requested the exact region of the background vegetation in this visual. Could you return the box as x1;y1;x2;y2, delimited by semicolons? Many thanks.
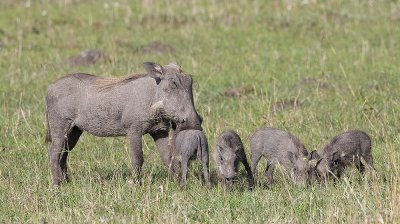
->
1;0;399;222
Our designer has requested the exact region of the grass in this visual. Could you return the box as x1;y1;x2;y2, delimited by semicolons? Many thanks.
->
1;0;400;222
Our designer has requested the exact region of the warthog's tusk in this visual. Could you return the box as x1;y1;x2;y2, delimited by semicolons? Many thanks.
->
150;101;164;113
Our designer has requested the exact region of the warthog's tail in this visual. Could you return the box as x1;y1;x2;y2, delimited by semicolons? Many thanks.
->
197;136;201;160
45;110;51;143
196;135;205;161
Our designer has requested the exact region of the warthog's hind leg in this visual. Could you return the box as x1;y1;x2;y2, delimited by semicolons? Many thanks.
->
250;151;262;182
60;126;82;182
265;162;275;185
49;120;79;186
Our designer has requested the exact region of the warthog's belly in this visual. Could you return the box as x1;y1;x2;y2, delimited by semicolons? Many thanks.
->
83;126;126;137
76;119;126;137
74;111;127;137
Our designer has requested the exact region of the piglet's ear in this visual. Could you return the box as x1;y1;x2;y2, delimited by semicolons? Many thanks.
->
308;150;321;161
315;158;324;168
143;62;164;80
331;152;344;167
288;152;296;164
332;152;341;161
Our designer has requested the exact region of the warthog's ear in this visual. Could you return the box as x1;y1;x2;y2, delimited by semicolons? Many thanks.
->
234;146;241;152
315;158;325;170
143;62;163;81
332;151;341;161
181;73;193;87
308;150;321;161
216;144;225;153
288;152;297;164
331;152;344;166
165;62;182;73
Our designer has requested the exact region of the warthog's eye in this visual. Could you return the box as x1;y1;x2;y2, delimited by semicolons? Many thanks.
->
169;81;178;89
219;156;223;161
331;159;340;167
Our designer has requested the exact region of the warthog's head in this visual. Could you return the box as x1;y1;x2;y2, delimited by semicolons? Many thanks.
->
216;144;237;183
144;62;202;131
215;132;243;185
308;150;344;182
287;151;311;186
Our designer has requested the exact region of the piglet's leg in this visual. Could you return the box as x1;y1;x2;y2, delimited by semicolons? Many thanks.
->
250;152;262;180
363;154;375;171
242;159;254;189
355;157;365;174
202;157;211;187
180;158;189;187
265;162;275;185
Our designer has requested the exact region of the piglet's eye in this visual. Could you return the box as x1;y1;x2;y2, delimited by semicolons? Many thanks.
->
219;156;223;161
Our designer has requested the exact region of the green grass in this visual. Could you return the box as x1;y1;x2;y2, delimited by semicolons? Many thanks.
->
1;0;400;222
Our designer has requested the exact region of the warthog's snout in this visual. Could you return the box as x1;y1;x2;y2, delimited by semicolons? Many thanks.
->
225;178;235;188
224;171;237;180
192;122;203;131
180;113;203;131
225;177;235;182
291;174;308;187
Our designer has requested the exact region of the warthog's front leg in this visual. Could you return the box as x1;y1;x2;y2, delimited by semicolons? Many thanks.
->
242;159;254;189
151;131;174;176
129;132;143;184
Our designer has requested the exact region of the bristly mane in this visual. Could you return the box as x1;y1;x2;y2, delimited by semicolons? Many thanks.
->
95;73;148;90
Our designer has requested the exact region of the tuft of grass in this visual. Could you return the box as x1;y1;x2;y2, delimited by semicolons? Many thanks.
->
1;0;400;222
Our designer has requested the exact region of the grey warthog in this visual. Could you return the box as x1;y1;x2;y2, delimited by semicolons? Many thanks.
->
172;130;210;187
309;130;374;182
215;130;254;189
45;62;202;186
250;127;310;186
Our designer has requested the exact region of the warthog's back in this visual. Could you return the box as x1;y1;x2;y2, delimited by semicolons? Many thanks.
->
217;130;244;149
46;73;155;137
250;127;307;163
175;130;207;160
176;130;204;149
46;73;97;100
250;128;302;153
321;130;371;158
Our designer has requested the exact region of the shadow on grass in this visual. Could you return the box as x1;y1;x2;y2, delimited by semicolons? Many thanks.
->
90;164;132;183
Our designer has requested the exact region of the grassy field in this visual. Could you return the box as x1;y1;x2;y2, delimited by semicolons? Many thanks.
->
1;0;400;222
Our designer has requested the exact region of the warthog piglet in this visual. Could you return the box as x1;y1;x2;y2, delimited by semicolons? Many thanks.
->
173;130;210;187
215;130;254;188
250;127;310;186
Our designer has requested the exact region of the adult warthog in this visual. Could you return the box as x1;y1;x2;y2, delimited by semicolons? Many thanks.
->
45;62;202;186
